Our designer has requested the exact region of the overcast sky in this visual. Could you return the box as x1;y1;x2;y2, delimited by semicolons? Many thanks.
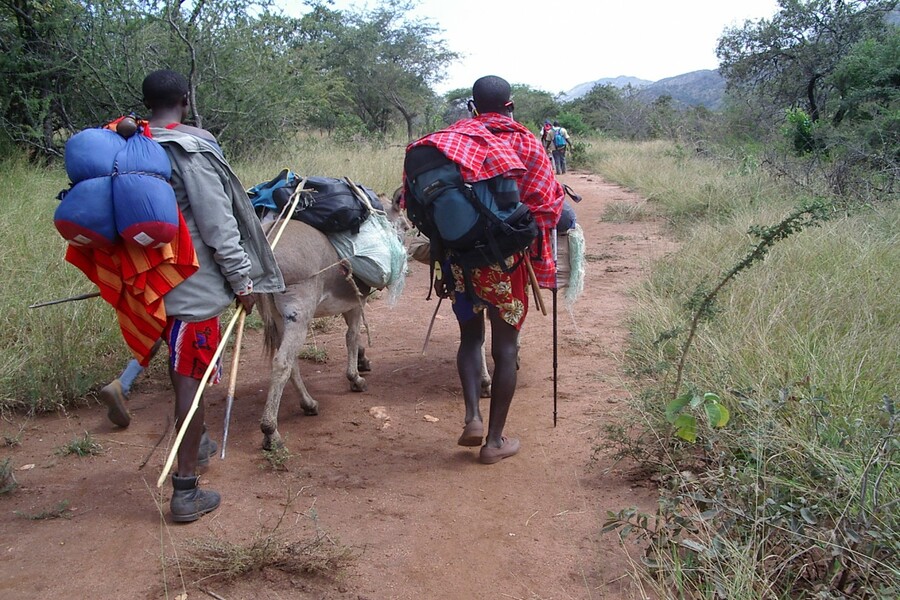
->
280;0;781;95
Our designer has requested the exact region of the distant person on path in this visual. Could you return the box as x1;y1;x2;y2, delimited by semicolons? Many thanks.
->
142;69;283;522
540;119;554;154
404;75;564;464
550;121;571;175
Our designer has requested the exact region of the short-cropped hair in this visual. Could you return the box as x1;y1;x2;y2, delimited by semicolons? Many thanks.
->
472;75;512;114
142;70;189;110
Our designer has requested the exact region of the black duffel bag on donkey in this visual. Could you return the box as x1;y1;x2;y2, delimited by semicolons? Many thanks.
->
248;170;383;234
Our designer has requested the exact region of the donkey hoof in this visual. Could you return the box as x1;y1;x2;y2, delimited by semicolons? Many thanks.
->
350;377;367;393
480;383;492;399
357;357;372;373
262;432;284;452
302;403;319;416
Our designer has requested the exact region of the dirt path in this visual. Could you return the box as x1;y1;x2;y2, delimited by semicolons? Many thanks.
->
1;172;671;600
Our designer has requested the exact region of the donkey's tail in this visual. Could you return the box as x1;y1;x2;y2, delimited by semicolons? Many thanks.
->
256;293;282;357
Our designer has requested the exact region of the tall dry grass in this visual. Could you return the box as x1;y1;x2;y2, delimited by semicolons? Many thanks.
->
583;138;899;597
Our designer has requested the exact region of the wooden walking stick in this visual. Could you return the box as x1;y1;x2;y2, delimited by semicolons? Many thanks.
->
523;254;547;316
157;180;306;488
220;310;246;459
156;306;244;488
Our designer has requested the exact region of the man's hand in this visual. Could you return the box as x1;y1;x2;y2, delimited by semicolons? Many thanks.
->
236;293;256;315
433;276;451;299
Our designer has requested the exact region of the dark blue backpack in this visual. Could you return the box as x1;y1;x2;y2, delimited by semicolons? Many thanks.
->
553;127;567;149
403;145;538;291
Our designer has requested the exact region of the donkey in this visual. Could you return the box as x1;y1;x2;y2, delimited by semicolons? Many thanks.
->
256;197;407;451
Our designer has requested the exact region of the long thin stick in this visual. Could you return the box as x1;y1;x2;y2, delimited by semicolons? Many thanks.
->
220;310;246;459
29;291;100;309
552;229;559;427
524;254;547;316
421;296;443;355
156;306;244;488
157;183;306;487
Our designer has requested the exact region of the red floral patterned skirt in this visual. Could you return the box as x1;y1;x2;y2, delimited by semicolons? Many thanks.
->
448;254;529;330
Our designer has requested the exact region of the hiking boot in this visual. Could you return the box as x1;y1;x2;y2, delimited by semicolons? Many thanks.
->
99;379;130;428
197;430;218;468
170;475;220;523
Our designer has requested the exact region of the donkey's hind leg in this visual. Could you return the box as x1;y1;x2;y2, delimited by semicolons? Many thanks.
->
343;307;367;392
289;361;319;416
480;343;492;398
260;308;316;450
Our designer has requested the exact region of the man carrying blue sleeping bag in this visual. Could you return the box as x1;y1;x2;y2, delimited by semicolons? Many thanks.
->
56;70;283;522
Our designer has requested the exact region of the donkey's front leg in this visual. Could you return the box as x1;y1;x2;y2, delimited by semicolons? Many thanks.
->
343;307;367;392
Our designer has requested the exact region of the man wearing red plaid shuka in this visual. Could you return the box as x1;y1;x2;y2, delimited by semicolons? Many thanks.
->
408;75;564;464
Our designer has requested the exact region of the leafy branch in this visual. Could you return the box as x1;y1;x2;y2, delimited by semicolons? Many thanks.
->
671;201;831;402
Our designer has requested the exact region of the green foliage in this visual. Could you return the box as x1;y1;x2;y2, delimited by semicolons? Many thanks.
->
298;345;328;363
669;201;831;401
782;107;817;154
507;84;560;129
0;0;457;156
56;432;103;457
553;111;588;136
665;392;730;442
261;446;294;471
717;0;897;124
0;158;122;413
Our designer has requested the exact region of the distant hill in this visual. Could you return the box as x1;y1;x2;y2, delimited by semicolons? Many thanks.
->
562;70;726;110
559;76;651;101
638;70;726;110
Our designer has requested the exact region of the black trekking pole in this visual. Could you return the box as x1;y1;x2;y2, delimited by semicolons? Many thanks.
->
552;229;559;427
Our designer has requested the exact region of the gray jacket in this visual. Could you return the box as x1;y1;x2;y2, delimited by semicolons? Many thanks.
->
152;127;284;321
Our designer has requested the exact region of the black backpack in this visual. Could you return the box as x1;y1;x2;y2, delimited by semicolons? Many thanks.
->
403;144;538;297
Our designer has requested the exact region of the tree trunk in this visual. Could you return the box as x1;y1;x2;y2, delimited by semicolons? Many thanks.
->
807;74;821;122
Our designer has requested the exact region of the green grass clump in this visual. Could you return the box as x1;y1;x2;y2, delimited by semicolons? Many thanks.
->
16;500;72;520
583;139;790;228
56;432;103;457
600;199;651;223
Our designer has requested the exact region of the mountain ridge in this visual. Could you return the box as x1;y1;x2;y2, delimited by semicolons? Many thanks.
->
561;70;726;110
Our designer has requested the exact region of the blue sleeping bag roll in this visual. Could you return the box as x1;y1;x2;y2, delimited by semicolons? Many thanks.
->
65;128;125;183
54;176;118;248
112;134;178;248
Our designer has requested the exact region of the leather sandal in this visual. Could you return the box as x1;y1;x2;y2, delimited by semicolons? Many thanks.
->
479;436;520;464
457;420;484;447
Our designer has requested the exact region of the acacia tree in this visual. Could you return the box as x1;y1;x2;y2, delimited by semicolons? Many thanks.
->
298;0;457;140
716;0;898;124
